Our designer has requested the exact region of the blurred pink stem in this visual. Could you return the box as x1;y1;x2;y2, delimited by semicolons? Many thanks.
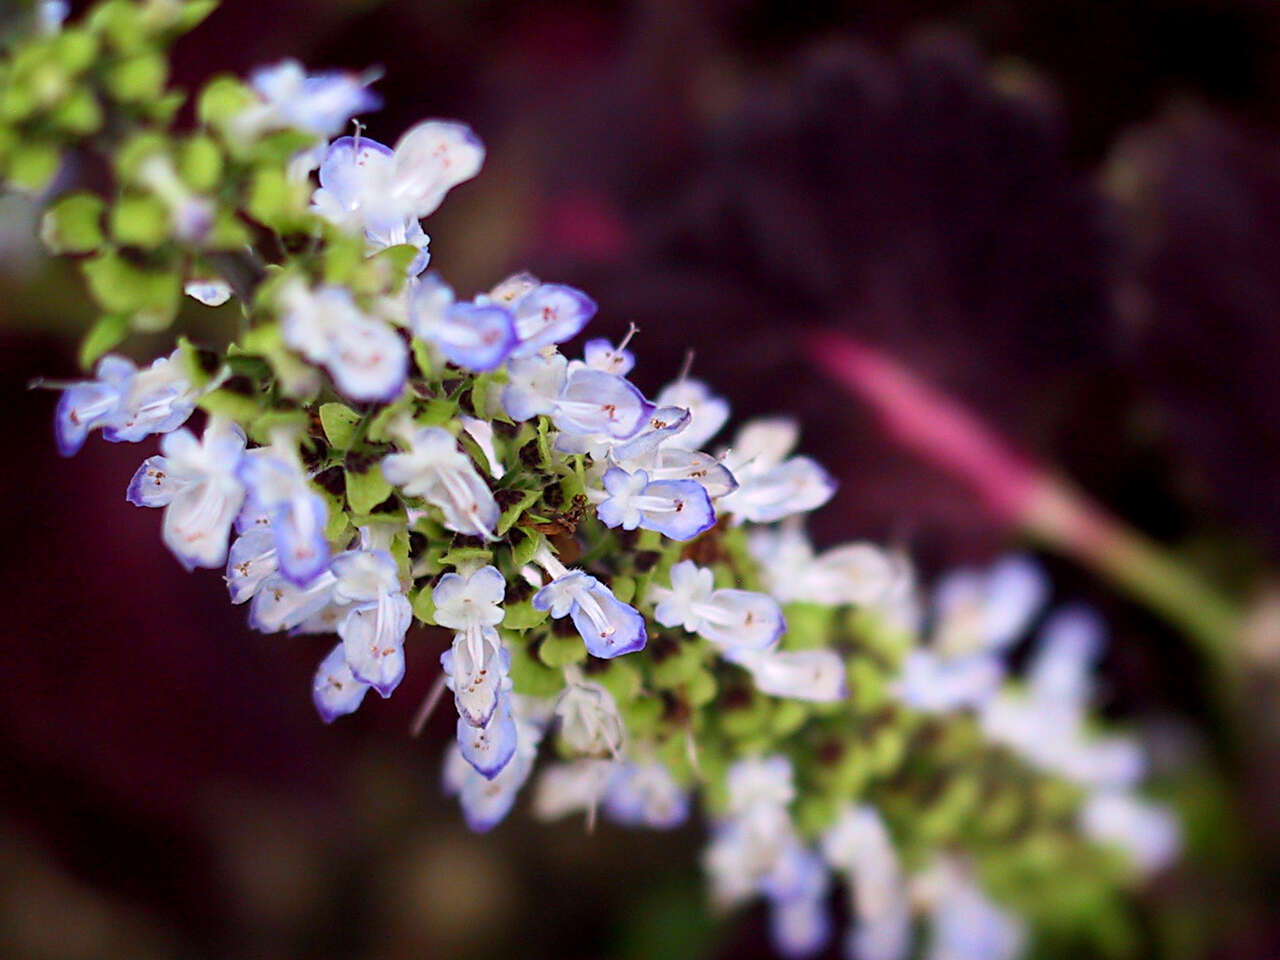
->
809;331;1242;664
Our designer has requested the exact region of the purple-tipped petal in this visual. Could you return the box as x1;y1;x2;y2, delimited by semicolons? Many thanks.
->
553;369;652;439
437;303;518;371
339;593;411;697
274;491;331;586
511;283;596;354
571;584;648;659
312;642;371;722
126;455;180;508
457;695;518;779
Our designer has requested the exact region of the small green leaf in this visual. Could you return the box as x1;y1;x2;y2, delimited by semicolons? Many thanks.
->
114;132;169;183
248;409;310;445
319;402;362;448
110;194;170;248
196;75;253;129
246;167;309;231
411;338;435;377
47;86;102;134
40;192;105;254
590;658;641;702
172;0;219;33
610;575;636;604
174;336;213;388
179;135;223;192
345;466;392;514
438;546;494;570
89;0;148;53
538;632;586;668
511;529;543;568
204;209;252;250
502;601;548;630
496;488;540;536
51;29;100;75
509;641;564;698
198;388;261;421
618;696;662;739
410;585;437;625
323;495;351;543
103;52;168;103
416;397;457;426
686;668;717;707
7;142;61;193
81;252;180;328
780;603;835;651
238;323;281;354
78;315;129;369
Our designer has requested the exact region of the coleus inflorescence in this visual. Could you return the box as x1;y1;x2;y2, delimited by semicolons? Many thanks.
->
6;3;1179;958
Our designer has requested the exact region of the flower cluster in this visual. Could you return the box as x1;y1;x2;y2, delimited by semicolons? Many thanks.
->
12;5;1180;957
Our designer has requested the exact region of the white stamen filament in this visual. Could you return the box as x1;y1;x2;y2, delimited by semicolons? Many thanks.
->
570;585;616;638
690;600;744;629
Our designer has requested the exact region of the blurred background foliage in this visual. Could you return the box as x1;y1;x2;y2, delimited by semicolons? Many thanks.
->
3;0;1279;957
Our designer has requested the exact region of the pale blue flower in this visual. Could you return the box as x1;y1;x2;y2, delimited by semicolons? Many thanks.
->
924;874;1025;960
381;425;499;538
580;336;635;376
408;273;518;371
551;368;652;440
650;560;785;651
553;679;625;756
655;377;730;451
184;279;232;307
1079;790;1180;876
821;806;910;960
126;416;247;570
532;569;647;659
238;444;330;586
638;447;738;499
931;554;1048;658
280;283;408;402
243;60;381;138
580;405;690;462
724;647;848;702
312;641;370;723
718;418;836;523
311;121;483;268
330;549;412;696
225;526;278;605
249;569;338;634
762;847;832;960
57;351;197;456
596;466;715;541
501;351;568;422
434;566;510;729
603;762;689;829
444;699;548;830
457;693;518;778
509;282;597;356
749;522;901;607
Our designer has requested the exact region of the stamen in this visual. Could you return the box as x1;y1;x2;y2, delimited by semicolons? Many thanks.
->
616;322;639;353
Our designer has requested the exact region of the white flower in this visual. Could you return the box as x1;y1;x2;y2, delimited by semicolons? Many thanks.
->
126;416;247;570
718;418;836;523
381;425;499;538
279;282;407;402
749;521;900;608
724;647;848;702
1079;790;1180;876
554;679;625;756
650;560;784;651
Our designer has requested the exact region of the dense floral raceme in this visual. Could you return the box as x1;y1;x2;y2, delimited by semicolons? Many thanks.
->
6;3;1180;957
